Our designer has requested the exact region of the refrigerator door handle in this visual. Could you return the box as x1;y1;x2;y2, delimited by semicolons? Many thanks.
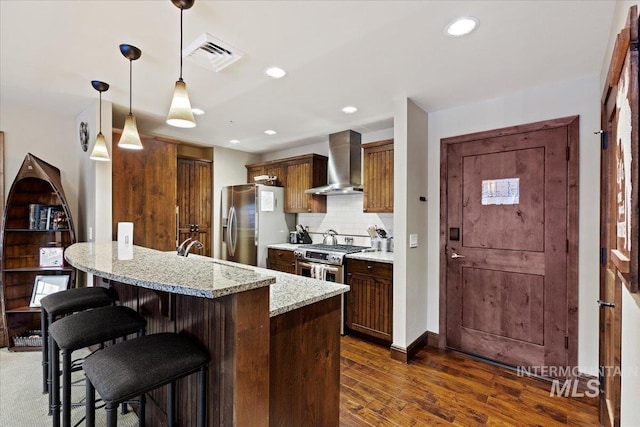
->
227;206;235;256
230;206;238;256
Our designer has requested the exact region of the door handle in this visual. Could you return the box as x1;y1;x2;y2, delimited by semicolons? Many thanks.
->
451;252;466;259
597;300;615;308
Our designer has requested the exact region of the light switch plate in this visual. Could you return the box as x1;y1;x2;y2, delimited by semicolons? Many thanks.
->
409;234;418;248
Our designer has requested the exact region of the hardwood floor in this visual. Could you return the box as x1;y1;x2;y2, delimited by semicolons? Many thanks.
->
340;336;598;426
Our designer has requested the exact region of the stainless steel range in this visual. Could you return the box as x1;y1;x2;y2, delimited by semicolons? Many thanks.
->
293;244;370;283
294;244;370;335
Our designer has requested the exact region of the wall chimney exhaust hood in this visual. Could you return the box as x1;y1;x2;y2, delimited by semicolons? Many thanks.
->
305;130;362;195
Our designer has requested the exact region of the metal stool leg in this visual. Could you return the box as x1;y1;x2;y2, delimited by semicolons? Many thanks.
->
197;366;207;427
41;308;49;394
86;378;95;427
48;313;55;415
50;340;60;427
62;349;72;427
139;393;146;427
168;381;176;427
105;401;118;427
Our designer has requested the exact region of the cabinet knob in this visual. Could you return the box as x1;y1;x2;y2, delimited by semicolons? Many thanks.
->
307;208;311;212
367;265;372;270
363;208;367;212
278;252;283;257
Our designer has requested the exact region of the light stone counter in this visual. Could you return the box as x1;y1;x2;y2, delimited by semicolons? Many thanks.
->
64;242;276;299
267;243;301;251
346;251;394;264
189;256;349;317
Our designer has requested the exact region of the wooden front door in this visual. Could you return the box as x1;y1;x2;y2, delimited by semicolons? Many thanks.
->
440;117;579;373
599;6;638;426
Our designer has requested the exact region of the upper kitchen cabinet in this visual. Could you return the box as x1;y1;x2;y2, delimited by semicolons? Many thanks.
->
362;139;394;213
283;154;327;213
112;130;177;251
177;157;212;256
246;161;286;187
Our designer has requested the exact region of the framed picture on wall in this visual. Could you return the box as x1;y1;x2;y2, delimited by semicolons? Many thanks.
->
29;275;69;307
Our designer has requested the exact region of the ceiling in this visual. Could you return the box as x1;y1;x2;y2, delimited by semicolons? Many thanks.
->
0;1;616;153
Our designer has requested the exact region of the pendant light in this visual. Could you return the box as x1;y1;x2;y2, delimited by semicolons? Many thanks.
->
118;44;143;150
89;80;111;161
166;0;196;128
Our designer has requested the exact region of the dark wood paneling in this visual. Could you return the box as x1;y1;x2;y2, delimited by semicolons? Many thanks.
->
177;158;212;256
270;296;341;427
112;134;177;251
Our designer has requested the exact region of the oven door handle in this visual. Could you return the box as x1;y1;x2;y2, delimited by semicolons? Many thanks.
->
297;261;340;273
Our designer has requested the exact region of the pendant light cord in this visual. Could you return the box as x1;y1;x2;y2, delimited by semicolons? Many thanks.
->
179;6;184;81
99;92;102;133
129;59;133;114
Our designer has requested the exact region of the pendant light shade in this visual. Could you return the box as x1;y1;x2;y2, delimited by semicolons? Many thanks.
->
117;44;143;150
167;79;196;128
119;114;143;150
90;80;111;161
167;0;196;128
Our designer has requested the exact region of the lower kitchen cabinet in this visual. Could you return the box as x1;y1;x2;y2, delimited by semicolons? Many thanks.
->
345;259;393;344
267;248;296;274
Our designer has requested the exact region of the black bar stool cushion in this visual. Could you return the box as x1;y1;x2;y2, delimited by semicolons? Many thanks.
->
83;333;209;403
49;305;146;351
41;287;117;317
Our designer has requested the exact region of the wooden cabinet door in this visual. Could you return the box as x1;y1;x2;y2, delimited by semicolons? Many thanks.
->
363;139;393;213
246;165;265;184
266;249;296;274
284;155;327;213
346;260;393;343
177;158;212;256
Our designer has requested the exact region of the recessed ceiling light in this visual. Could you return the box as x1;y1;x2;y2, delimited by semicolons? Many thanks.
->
264;129;277;135
229;139;240;144
445;17;479;37
342;106;358;114
265;67;286;79
191;108;205;116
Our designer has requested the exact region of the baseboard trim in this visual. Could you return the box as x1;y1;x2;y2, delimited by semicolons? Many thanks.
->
390;330;435;363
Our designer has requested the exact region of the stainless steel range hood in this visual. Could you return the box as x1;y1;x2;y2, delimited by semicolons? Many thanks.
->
305;130;363;195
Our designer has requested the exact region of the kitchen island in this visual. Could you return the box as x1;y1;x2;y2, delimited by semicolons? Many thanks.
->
64;242;348;427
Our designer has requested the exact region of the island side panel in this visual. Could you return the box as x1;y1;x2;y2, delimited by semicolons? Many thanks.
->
107;280;270;427
269;295;341;427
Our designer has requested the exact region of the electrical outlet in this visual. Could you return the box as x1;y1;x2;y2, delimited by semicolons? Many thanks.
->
409;234;418;248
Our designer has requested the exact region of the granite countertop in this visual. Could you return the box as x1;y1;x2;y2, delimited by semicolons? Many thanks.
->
267;243;394;264
64;242;276;299
198;257;349;317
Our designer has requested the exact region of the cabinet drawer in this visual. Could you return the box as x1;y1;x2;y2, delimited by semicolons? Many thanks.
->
346;259;392;278
268;248;295;263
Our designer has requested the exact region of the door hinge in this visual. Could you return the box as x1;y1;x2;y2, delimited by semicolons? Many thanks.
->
565;336;569;349
602;131;608;150
600;247;606;265
566;146;570;161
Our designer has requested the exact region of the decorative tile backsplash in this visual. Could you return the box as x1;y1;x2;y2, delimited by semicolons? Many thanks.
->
297;194;393;246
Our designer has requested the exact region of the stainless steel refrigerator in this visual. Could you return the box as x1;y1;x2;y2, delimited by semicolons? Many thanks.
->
221;184;294;267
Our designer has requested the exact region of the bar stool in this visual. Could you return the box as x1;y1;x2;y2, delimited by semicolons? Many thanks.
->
40;286;118;396
48;305;146;427
83;333;209;427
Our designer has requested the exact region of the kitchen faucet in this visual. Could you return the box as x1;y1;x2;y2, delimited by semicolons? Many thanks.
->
177;237;204;257
183;239;204;257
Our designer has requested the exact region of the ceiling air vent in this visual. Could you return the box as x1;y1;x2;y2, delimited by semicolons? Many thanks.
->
183;33;244;72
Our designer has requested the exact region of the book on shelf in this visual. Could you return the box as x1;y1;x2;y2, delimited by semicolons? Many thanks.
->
28;204;67;230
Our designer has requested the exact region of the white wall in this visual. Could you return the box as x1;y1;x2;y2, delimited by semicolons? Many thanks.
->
0;101;80;224
427;75;601;374
393;98;429;349
212;146;261;258
604;2;640;424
